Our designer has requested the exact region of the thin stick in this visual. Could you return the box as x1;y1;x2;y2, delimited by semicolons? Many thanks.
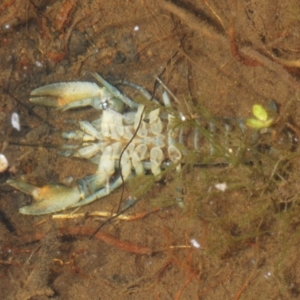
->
52;208;159;221
59;227;152;255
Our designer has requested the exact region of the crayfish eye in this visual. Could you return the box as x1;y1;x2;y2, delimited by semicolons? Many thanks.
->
100;100;109;110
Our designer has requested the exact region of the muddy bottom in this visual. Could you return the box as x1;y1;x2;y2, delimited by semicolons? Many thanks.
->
1;1;300;299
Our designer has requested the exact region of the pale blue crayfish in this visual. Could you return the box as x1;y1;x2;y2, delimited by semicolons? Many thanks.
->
6;73;294;215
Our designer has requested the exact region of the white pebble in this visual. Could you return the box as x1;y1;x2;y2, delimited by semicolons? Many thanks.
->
35;61;43;68
215;182;227;192
0;154;8;172
11;112;20;131
190;238;201;248
264;271;272;279
180;112;186;121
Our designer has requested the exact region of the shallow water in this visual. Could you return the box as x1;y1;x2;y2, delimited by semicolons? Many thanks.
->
1;1;300;299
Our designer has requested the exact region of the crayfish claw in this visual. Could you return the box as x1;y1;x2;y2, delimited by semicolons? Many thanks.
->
30;82;103;109
7;179;82;215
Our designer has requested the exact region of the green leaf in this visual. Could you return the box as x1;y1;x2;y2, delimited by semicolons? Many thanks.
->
246;117;273;129
252;104;268;121
246;104;274;129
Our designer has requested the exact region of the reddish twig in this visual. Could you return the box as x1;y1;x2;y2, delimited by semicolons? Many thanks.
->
228;23;262;67
54;0;77;31
175;273;194;300
21;226;152;255
0;0;15;14
59;227;152;255
54;248;89;277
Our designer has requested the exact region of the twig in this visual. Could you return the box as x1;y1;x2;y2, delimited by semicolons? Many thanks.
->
52;208;159;221
59;227;152;254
